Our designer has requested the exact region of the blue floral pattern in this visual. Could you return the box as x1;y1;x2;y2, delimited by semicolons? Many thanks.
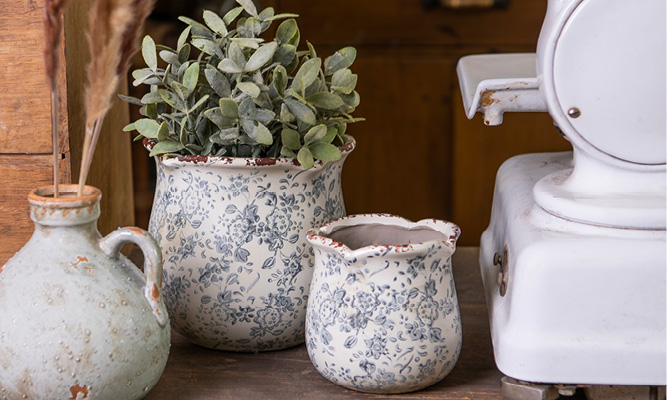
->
305;219;461;393
149;150;351;351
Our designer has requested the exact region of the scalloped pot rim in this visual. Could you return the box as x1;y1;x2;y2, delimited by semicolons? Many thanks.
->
306;213;461;261
145;135;356;170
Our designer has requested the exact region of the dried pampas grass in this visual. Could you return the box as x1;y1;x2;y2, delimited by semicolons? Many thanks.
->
43;0;72;198
78;0;156;196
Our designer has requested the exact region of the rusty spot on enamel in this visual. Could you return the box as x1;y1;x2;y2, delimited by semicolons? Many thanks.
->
71;256;88;266
481;90;499;107
127;227;147;237
0;265;3;274
152;283;159;300
69;384;89;399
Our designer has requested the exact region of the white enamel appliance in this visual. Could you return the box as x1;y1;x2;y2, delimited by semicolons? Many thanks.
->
457;1;666;399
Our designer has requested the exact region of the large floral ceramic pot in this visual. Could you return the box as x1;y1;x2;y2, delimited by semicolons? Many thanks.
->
149;137;355;351
0;185;170;399
305;214;461;393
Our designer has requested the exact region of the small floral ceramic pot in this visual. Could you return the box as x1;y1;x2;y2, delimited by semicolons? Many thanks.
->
149;137;355;351
305;214;462;393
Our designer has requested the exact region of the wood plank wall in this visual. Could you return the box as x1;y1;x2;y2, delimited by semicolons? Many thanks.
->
0;0;134;264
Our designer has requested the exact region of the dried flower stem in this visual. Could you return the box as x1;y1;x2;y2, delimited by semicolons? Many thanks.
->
78;0;155;196
43;0;72;198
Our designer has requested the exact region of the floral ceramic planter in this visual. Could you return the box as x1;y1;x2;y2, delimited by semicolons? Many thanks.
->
305;214;461;393
149;137;355;351
0;185;170;399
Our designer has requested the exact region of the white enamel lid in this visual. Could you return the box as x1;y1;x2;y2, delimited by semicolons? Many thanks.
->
551;0;666;165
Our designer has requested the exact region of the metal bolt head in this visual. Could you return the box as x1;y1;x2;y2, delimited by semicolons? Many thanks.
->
568;107;581;118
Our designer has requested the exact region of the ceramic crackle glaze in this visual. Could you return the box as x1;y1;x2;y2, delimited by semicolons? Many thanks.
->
0;185;170;400
149;137;355;351
305;214;462;393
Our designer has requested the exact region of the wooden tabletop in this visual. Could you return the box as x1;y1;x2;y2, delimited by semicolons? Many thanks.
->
145;247;504;399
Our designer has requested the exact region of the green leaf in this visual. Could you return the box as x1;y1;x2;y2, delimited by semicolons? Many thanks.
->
229;42;247;70
258;7;274;21
307;41;317;58
340;90;361;108
123;122;136;132
231;37;263;49
135;118;160;139
279;103;295;123
159;89;187;112
331;68;357;94
276;19;298;46
245;17;261;37
183;62;199;95
220;127;241;140
284;98;315;125
118;94;143;106
170;82;190;101
204;108;235;127
248;108;275;124
292;58;321;94
178;16;214;39
142;36;157;72
272;65;288;95
223;6;244;25
146;103;158;119
244;42;278;72
141;91;163;104
236;0;259;19
190;94;210;112
249;122;273;145
159;50;180;67
132;69;160;86
304;124;327;144
237;81;260;98
177;26;191;50
281;128;301;150
204;66;231;97
192;38;224;58
273;44;296;67
280;147;297;158
157;121;170;140
297;146;314;169
149;140;184;157
262;13;299;22
219;98;239;118
203;10;228;36
133;134;145;142
179;116;188;144
178;44;191;63
307;92;344;110
310;143;342;162
324;46;357;75
322;126;337;144
218;59;243;74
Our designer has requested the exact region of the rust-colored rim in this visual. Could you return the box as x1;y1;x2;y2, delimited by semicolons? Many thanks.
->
29;184;101;207
144;135;356;169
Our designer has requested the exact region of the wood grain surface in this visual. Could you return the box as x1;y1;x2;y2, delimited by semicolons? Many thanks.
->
0;155;70;264
144;247;503;399
143;247;587;399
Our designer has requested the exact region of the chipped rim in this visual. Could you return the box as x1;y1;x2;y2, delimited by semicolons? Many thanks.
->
145;135;356;170
28;184;101;208
306;213;461;262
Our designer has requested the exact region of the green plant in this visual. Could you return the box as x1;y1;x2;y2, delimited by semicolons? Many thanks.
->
122;0;362;169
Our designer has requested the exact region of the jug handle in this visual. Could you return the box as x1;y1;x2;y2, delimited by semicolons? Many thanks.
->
99;227;168;327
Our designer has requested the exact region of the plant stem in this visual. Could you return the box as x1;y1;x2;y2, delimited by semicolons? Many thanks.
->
77;117;103;197
51;79;60;198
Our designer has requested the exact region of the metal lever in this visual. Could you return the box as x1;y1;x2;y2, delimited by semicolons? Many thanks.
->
456;53;547;125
